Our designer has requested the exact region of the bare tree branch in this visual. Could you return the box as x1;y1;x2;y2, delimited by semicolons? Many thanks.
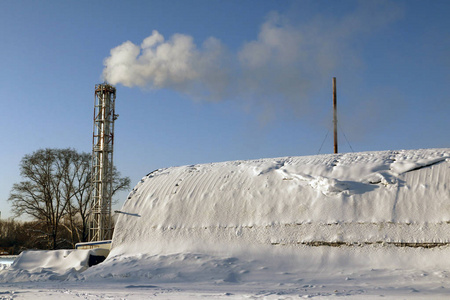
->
8;148;131;248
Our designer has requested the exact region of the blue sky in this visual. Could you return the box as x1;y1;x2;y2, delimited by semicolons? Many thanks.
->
1;0;449;219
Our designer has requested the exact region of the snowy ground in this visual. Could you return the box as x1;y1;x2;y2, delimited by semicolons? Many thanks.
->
1;148;449;299
2;245;450;299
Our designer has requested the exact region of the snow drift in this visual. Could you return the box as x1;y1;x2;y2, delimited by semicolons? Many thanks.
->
111;148;450;257
0;248;108;282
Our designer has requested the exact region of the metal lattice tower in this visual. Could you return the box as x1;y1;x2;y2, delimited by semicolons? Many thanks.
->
89;83;117;242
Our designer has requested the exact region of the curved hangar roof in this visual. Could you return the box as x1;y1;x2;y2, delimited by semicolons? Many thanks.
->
112;148;450;254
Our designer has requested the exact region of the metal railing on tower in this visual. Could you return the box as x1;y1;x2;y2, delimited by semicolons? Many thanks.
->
89;83;117;242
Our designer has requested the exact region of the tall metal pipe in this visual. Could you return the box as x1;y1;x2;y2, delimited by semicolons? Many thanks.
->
89;83;117;241
333;77;338;154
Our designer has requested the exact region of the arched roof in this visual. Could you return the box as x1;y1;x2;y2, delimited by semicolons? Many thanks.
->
112;148;450;255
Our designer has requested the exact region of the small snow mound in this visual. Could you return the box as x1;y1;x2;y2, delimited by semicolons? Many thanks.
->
0;248;108;283
308;176;348;196
364;172;396;185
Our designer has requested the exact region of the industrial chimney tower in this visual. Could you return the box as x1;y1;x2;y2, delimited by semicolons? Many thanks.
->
89;83;117;242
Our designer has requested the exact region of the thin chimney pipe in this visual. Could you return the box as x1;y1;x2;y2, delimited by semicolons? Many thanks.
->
333;77;338;154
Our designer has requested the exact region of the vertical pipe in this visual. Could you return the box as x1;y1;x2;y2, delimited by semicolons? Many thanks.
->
90;83;116;242
333;77;338;154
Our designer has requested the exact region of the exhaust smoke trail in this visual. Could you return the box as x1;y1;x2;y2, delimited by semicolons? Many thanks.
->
102;30;232;101
102;2;403;122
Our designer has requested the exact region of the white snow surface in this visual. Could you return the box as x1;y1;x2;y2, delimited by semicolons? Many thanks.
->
1;148;450;299
112;148;450;255
0;249;108;283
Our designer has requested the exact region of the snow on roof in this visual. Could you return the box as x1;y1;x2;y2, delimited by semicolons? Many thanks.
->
111;148;450;256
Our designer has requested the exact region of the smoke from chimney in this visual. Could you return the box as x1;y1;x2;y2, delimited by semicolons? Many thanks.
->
102;4;402;121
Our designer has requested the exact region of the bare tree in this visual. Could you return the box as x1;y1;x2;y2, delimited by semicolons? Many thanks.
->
8;148;131;249
67;159;130;243
9;149;69;249
58;149;91;245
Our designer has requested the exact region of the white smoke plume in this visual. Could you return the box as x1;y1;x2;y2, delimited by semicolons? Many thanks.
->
102;2;403;118
102;30;232;101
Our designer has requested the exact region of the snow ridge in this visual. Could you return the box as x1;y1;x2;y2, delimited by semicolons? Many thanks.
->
112;148;450;256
